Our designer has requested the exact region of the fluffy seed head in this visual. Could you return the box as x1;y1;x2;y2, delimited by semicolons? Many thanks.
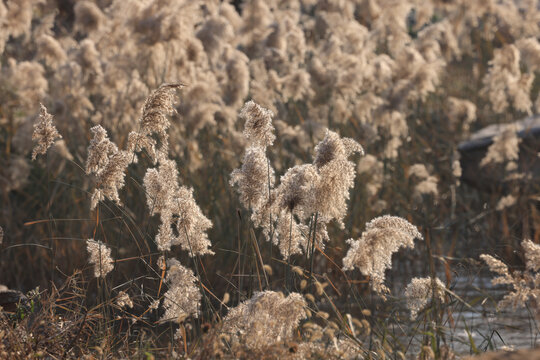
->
139;83;183;151
313;130;363;169
221;291;307;350
116;290;133;308
480;125;521;168
161;258;201;323
313;158;357;226
275;164;319;219
274;210;306;259
522;239;540;272
480;254;510;277
85;125;118;175
343;215;422;297
239;100;276;148
230;146;274;211
311;130;363;226
86;239;114;278
405;277;446;319
32;104;62;160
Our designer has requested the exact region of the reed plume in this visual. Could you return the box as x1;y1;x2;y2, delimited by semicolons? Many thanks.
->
221;291;307;350
343;215;423;297
405;277;447;319
86;239;114;278
481;239;540;309
31;104;62;161
161;258;201;323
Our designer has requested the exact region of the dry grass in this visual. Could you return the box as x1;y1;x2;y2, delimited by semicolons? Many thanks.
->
1;0;540;358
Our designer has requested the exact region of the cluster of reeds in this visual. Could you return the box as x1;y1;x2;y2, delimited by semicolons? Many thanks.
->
1;0;540;358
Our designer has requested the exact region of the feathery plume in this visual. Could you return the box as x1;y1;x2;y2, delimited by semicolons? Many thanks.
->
138;83;183;154
274;210;306;259
405;277;447;319
496;194;517;211
522;239;540;272
230;146;274;211
480;124;521;169
313;158;357;227
312;130;363;226
116;290;133;308
172;186;213;256
408;164;439;201
481;241;540;310
86;239;114;278
85;125;118;175
86;125;131;210
446;97;476;132
250;191;276;242
313;130;364;169
275;164;319;220
358;154;384;197
221;291;307;350
143;158;180;216
481;44;532;114
480;254;511;279
32;104;62;160
126;131;156;163
516;37;540;73
161;258;201;323
92;151;131;210
343;215;423;297
144;159;213;255
74;1;105;34
239;100;276;148
36;35;67;68
299;221;329;253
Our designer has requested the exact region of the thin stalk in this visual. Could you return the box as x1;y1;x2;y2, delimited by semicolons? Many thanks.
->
426;229;442;354
285;210;293;292
249;227;269;288
236;210;243;303
309;212;319;293
304;214;314;266
266;157;275;248
46;152;55;284
183;225;216;327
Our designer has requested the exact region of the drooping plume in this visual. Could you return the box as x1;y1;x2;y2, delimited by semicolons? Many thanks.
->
144;159;213;255
221;291;307;350
343;215;423;297
481;240;540;310
161;258;201;323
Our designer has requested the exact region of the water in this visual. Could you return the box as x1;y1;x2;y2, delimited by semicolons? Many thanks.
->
393;273;540;357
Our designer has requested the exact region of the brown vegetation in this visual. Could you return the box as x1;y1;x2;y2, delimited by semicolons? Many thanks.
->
1;0;540;358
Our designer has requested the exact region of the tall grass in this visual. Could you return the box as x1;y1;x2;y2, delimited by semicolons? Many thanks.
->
1;0;540;358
